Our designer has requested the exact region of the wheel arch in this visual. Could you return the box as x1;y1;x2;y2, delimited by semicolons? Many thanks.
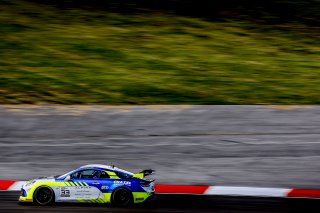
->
33;185;56;205
111;186;134;206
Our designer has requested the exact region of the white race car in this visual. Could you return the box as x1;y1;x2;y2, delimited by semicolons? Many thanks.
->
19;164;155;206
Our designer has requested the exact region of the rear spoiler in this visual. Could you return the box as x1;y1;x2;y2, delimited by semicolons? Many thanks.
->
133;169;155;179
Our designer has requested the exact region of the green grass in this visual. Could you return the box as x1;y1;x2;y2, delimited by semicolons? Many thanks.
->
1;0;320;104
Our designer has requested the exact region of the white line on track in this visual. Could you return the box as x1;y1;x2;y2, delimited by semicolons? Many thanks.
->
205;186;291;197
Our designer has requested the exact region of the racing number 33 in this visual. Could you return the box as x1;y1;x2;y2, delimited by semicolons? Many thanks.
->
60;188;70;197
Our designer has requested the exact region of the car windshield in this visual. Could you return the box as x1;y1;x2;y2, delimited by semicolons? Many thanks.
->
57;169;78;179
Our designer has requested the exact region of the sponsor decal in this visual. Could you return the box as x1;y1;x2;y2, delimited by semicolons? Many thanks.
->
135;197;144;201
75;186;91;189
75;187;92;194
114;180;131;186
101;186;109;190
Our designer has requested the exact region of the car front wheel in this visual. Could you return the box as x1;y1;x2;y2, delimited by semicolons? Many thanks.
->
34;186;54;206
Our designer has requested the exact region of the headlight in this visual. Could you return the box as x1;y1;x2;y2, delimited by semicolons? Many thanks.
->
21;189;27;197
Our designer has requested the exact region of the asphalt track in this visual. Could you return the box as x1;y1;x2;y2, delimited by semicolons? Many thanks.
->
1;191;320;213
1;105;320;188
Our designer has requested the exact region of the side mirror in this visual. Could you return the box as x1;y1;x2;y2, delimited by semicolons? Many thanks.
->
64;175;71;181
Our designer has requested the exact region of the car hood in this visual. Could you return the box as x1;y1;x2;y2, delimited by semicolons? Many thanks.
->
23;176;56;188
30;176;55;182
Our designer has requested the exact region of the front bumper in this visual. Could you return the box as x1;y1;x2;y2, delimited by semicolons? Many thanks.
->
19;196;33;202
19;188;32;202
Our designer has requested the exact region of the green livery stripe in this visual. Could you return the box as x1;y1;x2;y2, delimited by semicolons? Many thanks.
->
70;182;75;186
79;182;84;186
76;198;84;203
83;182;89;186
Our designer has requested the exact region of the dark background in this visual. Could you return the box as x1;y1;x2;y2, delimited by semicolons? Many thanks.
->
24;0;320;25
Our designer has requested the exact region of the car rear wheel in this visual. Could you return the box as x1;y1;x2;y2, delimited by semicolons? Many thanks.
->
34;186;54;206
111;188;133;207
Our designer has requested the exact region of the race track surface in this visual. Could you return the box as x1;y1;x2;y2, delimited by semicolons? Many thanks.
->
0;105;320;188
1;192;320;213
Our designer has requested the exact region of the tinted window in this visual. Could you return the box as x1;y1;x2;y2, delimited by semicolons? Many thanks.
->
115;171;132;179
71;169;95;179
71;169;110;179
99;171;110;179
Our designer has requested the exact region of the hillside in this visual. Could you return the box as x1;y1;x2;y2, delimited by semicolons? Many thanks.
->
1;0;319;104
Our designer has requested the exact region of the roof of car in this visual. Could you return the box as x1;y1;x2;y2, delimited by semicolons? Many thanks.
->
80;164;134;175
81;164;113;169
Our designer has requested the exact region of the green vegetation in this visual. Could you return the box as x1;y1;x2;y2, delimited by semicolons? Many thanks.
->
1;0;319;104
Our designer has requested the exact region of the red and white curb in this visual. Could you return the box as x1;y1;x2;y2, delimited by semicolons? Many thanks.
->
1;181;320;199
155;185;320;199
0;180;25;191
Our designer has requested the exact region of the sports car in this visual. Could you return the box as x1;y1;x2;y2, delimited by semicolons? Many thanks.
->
19;164;155;206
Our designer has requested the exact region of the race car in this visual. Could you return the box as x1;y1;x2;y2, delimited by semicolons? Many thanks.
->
19;164;155;206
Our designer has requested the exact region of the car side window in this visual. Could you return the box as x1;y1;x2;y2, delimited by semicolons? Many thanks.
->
115;171;132;179
99;171;110;179
92;170;110;179
81;169;96;178
71;169;95;179
70;169;110;179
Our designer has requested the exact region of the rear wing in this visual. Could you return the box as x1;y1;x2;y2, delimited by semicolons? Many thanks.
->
133;169;155;179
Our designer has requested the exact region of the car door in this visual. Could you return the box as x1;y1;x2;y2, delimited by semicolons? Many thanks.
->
94;170;114;194
59;169;102;202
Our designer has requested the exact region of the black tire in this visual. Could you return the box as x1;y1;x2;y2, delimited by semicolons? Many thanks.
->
33;186;55;206
111;188;133;207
